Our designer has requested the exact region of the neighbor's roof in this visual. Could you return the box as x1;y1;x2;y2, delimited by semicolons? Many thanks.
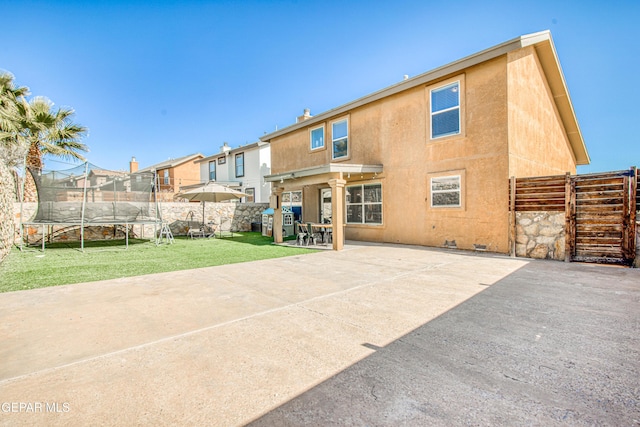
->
195;141;268;164
260;30;589;165
137;153;204;172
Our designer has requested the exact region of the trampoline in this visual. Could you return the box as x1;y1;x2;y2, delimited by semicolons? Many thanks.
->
20;162;161;251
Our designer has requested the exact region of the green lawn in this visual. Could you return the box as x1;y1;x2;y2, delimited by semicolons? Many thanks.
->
0;233;317;293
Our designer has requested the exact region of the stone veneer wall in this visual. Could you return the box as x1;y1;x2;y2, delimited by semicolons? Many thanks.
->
515;211;566;261
0;163;16;262
14;202;269;245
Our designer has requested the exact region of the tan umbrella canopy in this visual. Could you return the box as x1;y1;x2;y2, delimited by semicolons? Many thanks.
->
176;181;248;225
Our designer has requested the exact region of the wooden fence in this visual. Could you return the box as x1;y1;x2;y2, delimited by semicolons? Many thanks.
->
509;168;637;265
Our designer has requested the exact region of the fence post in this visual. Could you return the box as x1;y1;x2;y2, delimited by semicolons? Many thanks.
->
509;176;516;257
564;172;574;262
627;166;637;264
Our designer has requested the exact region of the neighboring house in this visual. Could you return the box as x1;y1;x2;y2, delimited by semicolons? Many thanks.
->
134;153;204;198
193;141;271;203
260;31;590;251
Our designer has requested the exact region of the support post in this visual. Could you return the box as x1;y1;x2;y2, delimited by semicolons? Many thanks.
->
509;176;516;257
272;187;284;244
19;157;28;252
329;178;346;251
80;162;89;252
629;167;637;265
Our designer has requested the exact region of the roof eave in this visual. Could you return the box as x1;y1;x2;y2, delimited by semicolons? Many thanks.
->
260;34;534;143
526;33;590;165
264;163;383;182
259;30;590;166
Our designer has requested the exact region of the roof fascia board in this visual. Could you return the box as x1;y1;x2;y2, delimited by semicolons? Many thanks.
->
260;35;530;142
196;142;262;164
264;163;383;182
525;33;590;165
138;153;204;172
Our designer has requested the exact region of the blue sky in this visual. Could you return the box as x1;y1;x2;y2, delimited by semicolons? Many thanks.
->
2;0;638;173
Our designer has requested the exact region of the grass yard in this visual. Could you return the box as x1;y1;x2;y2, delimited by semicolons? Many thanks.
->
0;233;317;293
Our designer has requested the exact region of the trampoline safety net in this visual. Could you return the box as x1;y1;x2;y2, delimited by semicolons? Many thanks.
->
29;162;157;224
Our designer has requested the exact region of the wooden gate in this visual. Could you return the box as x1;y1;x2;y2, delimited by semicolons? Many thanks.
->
510;168;637;266
567;170;637;265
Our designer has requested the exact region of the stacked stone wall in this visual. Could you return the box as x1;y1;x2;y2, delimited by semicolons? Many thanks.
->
0;164;16;262
14;202;269;245
515;211;565;261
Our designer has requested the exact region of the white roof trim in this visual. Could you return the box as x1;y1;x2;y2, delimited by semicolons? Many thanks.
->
260;30;589;165
264;163;383;182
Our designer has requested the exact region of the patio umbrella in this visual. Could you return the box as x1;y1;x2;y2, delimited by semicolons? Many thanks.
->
175;181;248;225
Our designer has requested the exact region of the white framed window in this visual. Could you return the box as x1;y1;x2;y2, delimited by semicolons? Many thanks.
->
244;187;255;203
163;170;169;185
310;125;324;150
332;119;348;159
235;153;244;177
346;183;382;224
208;161;216;181
430;81;460;139
431;175;461;207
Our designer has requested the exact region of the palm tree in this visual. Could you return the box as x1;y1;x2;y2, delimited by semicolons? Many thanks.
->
21;96;89;170
1;71;89;202
1;72;88;170
0;72;30;167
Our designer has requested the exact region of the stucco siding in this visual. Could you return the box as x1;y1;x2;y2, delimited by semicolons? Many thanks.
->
507;46;577;177
344;58;511;252
268;42;581;254
172;162;201;188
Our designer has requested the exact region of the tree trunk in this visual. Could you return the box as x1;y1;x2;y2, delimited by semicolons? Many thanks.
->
23;141;42;202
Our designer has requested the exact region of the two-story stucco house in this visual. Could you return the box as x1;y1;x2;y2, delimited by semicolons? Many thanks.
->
194;141;271;203
134;153;204;201
261;31;590;251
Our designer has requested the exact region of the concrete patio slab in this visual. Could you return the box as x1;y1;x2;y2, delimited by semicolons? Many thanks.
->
0;243;638;426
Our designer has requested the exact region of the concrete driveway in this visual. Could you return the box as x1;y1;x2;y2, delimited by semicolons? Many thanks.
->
0;243;638;426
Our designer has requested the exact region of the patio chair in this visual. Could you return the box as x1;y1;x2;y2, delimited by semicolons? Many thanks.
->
187;226;206;239
296;222;308;245
188;224;216;239
307;223;323;246
216;218;235;238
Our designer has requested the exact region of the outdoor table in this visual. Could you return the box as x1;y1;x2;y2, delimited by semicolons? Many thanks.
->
310;223;332;244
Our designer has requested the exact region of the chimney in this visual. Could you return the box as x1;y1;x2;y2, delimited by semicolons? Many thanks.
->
296;108;312;123
129;156;138;173
221;142;231;154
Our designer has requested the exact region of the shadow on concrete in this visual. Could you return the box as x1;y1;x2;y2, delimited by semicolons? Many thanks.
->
248;259;640;426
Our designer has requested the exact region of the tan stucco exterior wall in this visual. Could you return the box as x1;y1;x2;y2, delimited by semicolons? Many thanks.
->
270;47;580;253
361;57;510;251
507;46;577;177
173;161;202;189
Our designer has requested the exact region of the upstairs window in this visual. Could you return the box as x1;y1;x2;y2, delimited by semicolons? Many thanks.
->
208;161;216;181
332;119;348;159
235;153;244;178
430;82;460;139
310;126;324;150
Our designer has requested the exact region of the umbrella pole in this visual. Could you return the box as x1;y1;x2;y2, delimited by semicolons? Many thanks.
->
202;201;205;226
